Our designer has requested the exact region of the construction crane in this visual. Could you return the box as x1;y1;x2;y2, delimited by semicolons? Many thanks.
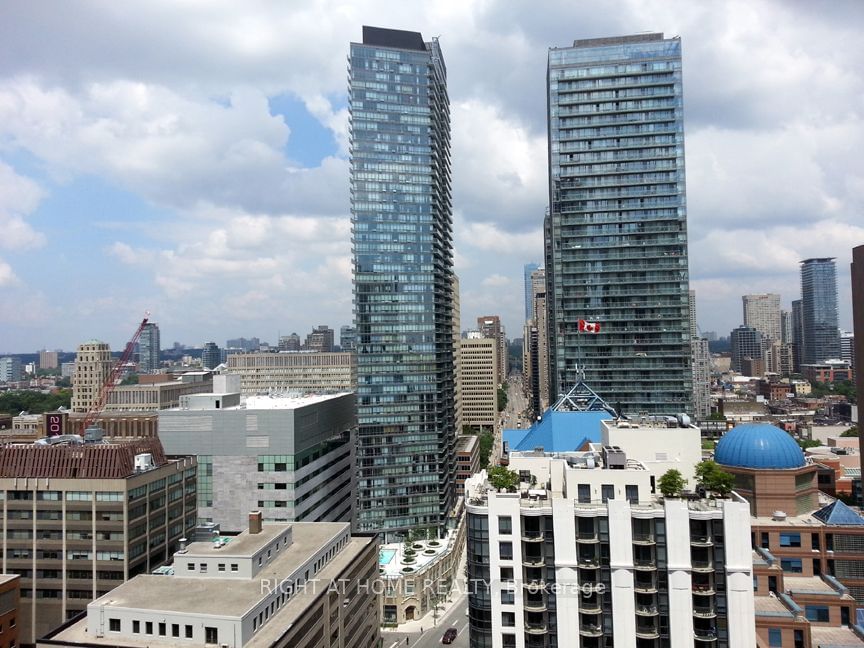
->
79;313;150;434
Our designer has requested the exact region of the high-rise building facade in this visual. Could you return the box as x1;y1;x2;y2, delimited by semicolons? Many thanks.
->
350;26;457;536
459;337;499;428
545;34;692;415
339;325;357;351
852;245;864;478
38;349;59;370
523;262;540;321
71;341;113;412
524;267;550;415
730;325;763;374
742;293;781;343
791;299;804;372
478;315;508;384
200;341;221;370
800;258;840;364
137;322;160;374
0;356;22;383
304;324;334;352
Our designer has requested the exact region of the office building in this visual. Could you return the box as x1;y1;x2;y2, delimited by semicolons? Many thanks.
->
0;357;22;383
104;377;214;412
339;325;356;351
158;377;356;532
226;351;356;394
455;434;480;497
840;331;855;372
691;337;711;419
780;310;793;345
40;518;380;648
304;325;334;352
0;575;19;648
350;26;457;536
730;325;763;374
39;350;59;370
524;267;550;416
226;337;260;352
478;316;508;384
523;263;540;321
453;274;463;432
465;442;755;646
459;337;499;429
742;294;781;343
137;322;160;374
545;33;692;415
71;341;113;412
853;245;864;481
278;333;301;351
800;258;840;364
0;437;196;643
200;342;222;370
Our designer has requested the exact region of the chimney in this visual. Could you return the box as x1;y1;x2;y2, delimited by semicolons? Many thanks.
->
249;511;263;534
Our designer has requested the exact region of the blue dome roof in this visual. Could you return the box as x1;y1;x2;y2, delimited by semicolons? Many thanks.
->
715;424;805;470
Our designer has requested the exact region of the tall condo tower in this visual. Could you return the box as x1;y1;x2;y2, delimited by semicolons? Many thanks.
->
742;293;781;342
350;26;456;536
545;34;692;414
138;322;160;373
800;258;840;364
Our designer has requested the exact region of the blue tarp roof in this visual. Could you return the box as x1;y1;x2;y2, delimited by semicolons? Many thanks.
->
813;500;864;526
503;409;612;453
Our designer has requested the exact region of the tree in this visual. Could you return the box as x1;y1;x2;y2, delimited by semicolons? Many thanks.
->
658;469;687;497
695;460;736;497
497;386;509;412
841;426;859;437
487;466;519;492
797;438;821;449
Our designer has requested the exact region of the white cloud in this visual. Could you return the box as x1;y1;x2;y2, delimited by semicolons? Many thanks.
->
0;161;45;249
0;257;17;286
481;274;511;288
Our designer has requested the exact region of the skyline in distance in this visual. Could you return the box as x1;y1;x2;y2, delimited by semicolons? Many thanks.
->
0;1;862;352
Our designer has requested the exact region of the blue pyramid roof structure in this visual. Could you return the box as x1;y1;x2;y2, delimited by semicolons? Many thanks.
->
503;380;615;453
813;500;864;526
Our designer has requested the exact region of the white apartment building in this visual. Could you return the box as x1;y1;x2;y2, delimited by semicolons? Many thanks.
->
466;445;755;647
743;294;782;343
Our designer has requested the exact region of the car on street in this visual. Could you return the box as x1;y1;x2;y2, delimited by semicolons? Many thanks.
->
442;627;458;644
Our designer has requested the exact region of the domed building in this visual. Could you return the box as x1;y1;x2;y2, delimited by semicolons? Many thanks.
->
714;423;817;518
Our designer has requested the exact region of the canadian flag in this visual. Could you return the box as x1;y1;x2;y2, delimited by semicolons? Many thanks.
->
578;319;601;333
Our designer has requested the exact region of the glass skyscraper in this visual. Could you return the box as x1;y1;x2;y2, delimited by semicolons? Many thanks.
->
800;257;840;364
138;322;160;374
523;262;540;321
349;26;457;536
545;34;692;415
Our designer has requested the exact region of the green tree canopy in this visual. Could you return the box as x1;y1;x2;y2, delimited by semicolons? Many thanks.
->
488;466;519;492
695;460;736;497
658;469;687;498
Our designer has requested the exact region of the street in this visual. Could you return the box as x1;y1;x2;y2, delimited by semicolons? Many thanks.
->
382;596;469;648
491;372;529;465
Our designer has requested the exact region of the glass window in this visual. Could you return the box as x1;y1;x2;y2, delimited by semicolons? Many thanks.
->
577;484;591;503
498;516;512;535
779;533;801;547
109;619;121;632
805;605;829;622
500;590;514;605
625;484;638;503
601;485;615;503
780;559;802;573
768;628;782;647
499;542;513;560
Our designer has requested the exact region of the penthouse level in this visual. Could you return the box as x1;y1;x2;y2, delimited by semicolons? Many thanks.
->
39;515;380;648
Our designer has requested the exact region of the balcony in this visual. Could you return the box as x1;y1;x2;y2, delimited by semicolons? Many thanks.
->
578;557;600;568
690;535;713;547
523;555;544;568
632;533;655;545
691;559;713;572
692;582;715;596
635;605;659;616
525;621;547;635
634;579;658;594
635;625;660;640
523;579;546;591
522;531;544;543
579;624;603;637
580;600;602;614
694;629;718;642
576;532;599;544
693;606;717;618
634;558;656;571
524;596;547;612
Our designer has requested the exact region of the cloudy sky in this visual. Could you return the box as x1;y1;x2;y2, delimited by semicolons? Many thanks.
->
0;0;862;352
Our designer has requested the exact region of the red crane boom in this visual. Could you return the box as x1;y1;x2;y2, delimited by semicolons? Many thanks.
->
79;314;150;434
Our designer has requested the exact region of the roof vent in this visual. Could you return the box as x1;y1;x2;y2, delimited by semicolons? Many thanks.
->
772;511;787;521
177;537;188;554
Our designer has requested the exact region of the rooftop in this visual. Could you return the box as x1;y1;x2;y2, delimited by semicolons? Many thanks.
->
809;626;864;647
75;523;346;617
456;435;478;453
753;595;793;617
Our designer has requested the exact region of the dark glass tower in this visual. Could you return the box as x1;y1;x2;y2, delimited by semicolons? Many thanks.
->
800;258;840;364
349;26;456;536
545;33;692;415
138;322;160;374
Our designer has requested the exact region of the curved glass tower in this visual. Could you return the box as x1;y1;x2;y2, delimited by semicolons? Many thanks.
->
350;27;456;536
545;34;693;415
